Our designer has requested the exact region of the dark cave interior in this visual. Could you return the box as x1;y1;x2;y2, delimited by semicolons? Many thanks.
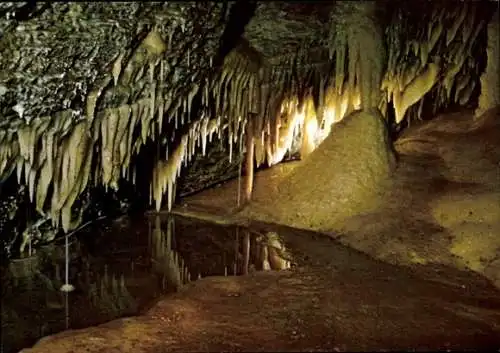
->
1;1;500;352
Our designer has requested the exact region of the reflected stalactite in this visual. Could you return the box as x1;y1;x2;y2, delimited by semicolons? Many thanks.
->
260;243;270;271
252;230;292;272
233;229;239;275
265;232;291;271
242;230;250;275
8;255;40;279
88;267;136;317
149;215;190;291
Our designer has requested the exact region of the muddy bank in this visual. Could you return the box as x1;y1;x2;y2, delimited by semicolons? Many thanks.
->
20;222;500;352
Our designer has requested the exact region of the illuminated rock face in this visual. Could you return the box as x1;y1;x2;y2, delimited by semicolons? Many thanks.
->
476;9;500;118
264;109;396;232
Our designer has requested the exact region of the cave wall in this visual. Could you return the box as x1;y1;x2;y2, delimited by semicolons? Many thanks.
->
177;134;243;199
476;8;500;118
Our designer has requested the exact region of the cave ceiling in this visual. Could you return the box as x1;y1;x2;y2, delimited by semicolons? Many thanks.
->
0;2;227;124
244;1;332;67
0;1;496;234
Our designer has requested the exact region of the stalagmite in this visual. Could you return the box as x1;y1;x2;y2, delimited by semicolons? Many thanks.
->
476;8;500;117
245;117;255;202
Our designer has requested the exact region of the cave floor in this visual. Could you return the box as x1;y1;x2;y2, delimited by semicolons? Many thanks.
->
22;108;500;352
20;221;500;352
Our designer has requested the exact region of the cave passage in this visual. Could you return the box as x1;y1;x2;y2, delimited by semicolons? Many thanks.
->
1;1;500;352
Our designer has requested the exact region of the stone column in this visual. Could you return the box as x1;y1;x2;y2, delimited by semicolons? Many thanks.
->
476;9;499;118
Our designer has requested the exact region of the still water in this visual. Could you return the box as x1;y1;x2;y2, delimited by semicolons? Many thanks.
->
0;214;290;353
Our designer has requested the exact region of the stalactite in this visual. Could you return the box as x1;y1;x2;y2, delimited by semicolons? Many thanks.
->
458;80;476;106
254;130;265;168
150;114;226;211
10;4;489;234
300;97;318;159
393;61;440;124
101;108;119;188
382;2;486;123
446;4;468;46
86;77;112;129
0;26;177;233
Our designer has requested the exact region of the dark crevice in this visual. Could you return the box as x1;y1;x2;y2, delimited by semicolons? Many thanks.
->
4;2;51;22
213;0;258;70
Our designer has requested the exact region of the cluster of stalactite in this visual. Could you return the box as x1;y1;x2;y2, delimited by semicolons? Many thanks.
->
382;2;486;124
0;26;220;232
0;1;493;236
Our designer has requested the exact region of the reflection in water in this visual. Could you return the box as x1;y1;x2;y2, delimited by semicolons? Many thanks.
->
0;214;292;353
151;215;292;281
87;265;137;318
150;216;186;291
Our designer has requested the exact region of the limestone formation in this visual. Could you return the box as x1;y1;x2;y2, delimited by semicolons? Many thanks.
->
0;1;497;256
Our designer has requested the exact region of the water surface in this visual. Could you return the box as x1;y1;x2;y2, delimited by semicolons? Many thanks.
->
1;214;287;353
